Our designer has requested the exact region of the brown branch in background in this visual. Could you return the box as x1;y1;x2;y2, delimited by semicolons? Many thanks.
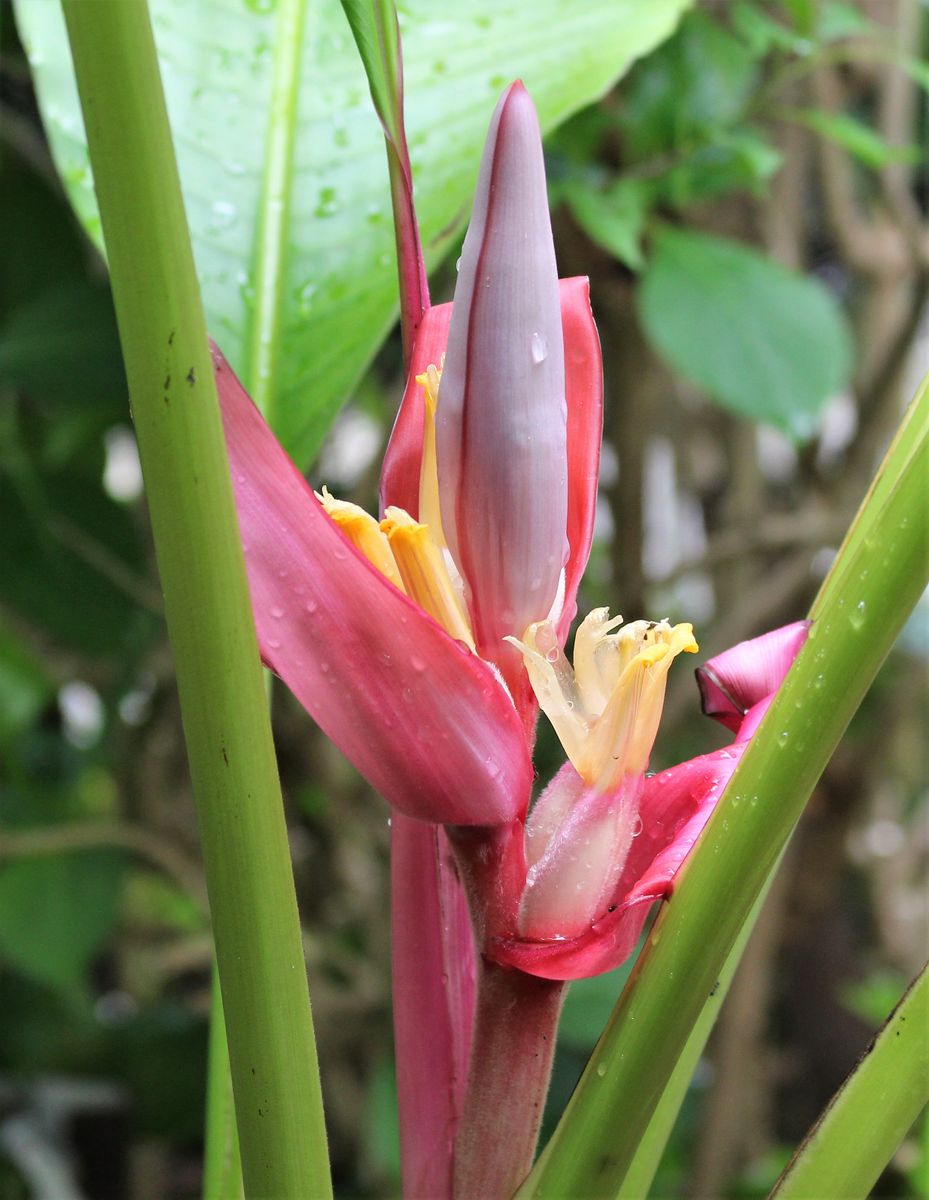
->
0;820;208;912
653;511;849;588
811;66;912;276
875;0;927;245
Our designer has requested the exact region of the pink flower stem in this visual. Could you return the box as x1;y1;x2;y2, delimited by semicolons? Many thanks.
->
454;959;565;1199
448;825;566;1199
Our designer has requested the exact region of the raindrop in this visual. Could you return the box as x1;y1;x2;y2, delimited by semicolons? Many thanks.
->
530;331;548;364
595;1062;607;1078
305;600;318;615
271;606;284;619
777;731;789;747
296;281;317;316
267;638;281;650
210;199;237;230
410;656;426;673
315;187;340;218
850;599;867;630
631;816;643;838
545;646;559;663
239;275;256;308
813;673;824;689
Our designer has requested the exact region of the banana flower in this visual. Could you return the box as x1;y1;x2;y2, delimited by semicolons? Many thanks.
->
215;83;600;834
213;78;808;1195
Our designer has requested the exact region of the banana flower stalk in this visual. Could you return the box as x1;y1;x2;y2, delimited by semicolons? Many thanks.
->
214;81;807;1198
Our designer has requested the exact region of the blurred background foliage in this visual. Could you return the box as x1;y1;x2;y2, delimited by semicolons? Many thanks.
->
0;0;926;1197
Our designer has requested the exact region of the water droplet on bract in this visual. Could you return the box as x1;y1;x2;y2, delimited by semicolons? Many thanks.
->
455;256;462;272
531;331;548;364
545;646;559;663
410;656;426;673
305;599;318;615
320;662;330;674
267;638;281;649
631;816;643;838
596;1063;607;1078
777;730;789;747
850;599;867;630
813;673;824;689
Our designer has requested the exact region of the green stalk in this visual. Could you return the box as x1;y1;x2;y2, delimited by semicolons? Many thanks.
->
616;867;779;1200
770;962;929;1200
247;0;307;424
60;5;331;1196
203;965;243;1200
609;378;929;1198
521;377;929;1199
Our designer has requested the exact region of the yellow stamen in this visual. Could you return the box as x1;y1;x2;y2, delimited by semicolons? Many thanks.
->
507;613;698;792
381;506;475;649
416;363;447;548
317;487;404;591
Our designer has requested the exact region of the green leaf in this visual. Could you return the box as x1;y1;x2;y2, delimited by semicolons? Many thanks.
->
0;849;125;988
16;0;694;466
841;968;909;1025
815;2;872;42
655;128;782;207
564;179;649;271
900;54;929;93
730;3;805;56
787;107;920;169
0;468;151;656
0;618;53;745
341;0;403;146
771;965;929;1200
559;962;636;1048
637;227;853;439
622;11;758;160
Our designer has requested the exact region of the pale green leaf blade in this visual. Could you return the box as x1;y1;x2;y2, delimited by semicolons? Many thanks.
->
638;227;853;440
16;0;693;465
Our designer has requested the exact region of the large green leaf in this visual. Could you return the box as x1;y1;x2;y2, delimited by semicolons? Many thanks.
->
16;0;692;465
0;849;126;988
638;227;853;439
